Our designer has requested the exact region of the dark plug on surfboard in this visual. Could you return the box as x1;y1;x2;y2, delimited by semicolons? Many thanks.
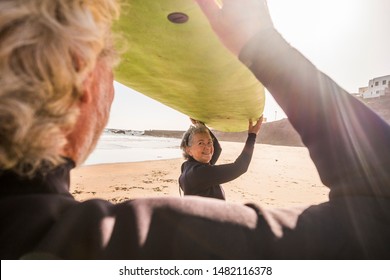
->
167;12;189;24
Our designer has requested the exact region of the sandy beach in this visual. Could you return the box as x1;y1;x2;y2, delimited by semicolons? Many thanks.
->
70;81;390;208
70;141;329;208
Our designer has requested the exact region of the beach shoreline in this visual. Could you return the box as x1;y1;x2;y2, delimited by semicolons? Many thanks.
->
71;142;329;208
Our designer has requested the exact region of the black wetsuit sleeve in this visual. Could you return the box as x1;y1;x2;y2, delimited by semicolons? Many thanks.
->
239;29;390;198
209;130;222;165
183;133;256;193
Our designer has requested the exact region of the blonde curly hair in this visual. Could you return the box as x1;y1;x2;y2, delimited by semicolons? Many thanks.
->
0;0;120;176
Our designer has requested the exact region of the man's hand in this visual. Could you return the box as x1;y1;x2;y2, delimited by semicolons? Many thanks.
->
194;0;274;56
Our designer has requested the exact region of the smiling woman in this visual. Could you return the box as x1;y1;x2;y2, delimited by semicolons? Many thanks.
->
182;125;214;163
178;118;263;200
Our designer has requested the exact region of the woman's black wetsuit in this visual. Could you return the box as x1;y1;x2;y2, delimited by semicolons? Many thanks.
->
179;131;257;200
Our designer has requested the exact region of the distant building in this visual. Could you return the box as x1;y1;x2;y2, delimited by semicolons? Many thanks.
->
361;74;390;99
358;86;368;96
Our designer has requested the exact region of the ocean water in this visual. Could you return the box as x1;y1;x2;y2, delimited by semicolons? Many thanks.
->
84;132;182;166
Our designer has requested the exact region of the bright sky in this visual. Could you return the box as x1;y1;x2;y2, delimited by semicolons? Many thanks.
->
107;0;390;131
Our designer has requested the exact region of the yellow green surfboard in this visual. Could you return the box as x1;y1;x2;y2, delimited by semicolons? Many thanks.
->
114;0;265;132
